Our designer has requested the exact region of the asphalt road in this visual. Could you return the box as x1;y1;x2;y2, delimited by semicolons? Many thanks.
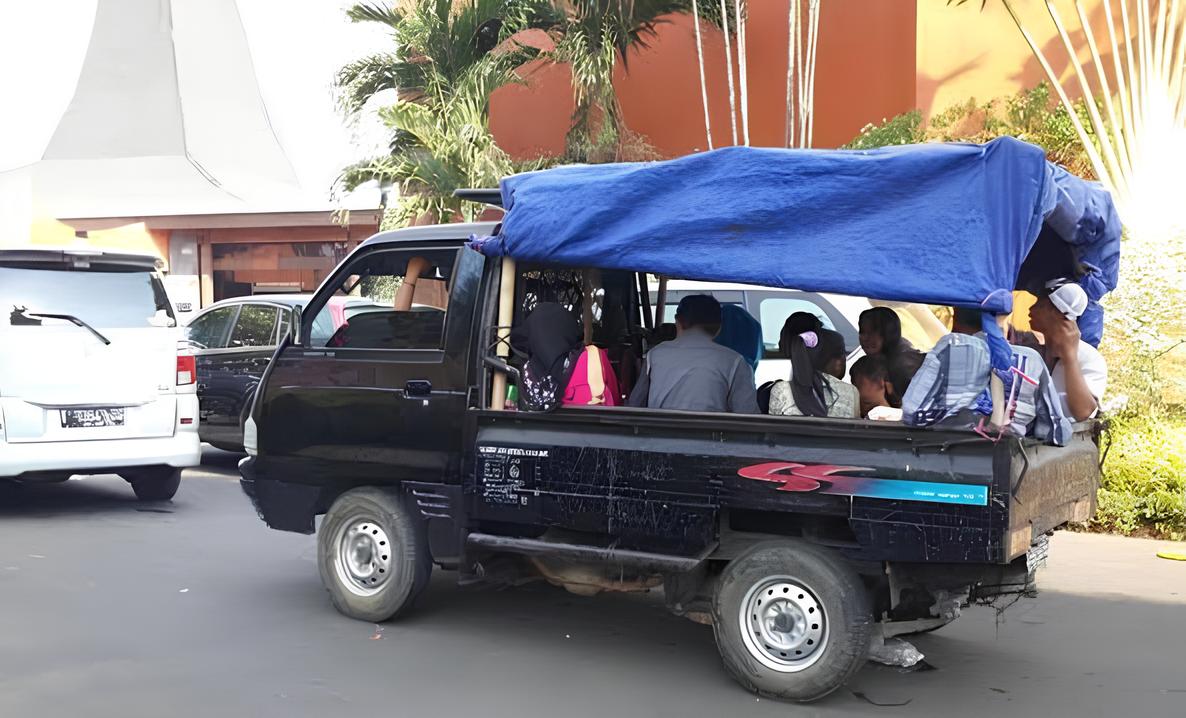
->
1;449;1184;718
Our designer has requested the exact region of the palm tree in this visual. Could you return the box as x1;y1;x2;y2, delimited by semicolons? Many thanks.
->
337;1;559;117
335;0;561;225
550;0;694;162
948;0;1185;226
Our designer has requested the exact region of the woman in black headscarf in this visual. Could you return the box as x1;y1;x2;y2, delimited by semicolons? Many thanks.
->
858;307;925;402
512;303;584;412
768;328;859;418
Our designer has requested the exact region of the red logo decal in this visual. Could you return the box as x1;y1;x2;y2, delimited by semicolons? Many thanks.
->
737;462;868;493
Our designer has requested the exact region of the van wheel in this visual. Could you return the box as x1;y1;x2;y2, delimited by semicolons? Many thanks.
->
318;488;431;623
125;467;182;501
711;540;872;703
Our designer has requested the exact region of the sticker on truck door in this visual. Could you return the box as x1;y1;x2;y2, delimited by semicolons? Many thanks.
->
738;462;989;506
477;445;548;506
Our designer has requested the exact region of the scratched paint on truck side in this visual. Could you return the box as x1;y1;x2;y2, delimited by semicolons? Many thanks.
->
473;443;719;554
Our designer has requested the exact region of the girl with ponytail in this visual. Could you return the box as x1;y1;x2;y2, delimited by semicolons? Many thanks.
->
767;328;859;418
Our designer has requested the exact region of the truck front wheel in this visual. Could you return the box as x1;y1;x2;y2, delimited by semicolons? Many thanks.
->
317;488;431;622
711;540;872;702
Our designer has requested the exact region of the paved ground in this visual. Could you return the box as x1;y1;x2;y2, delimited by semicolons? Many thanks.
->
1;449;1183;718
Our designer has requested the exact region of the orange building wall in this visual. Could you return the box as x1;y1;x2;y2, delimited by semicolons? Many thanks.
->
491;1;1133;161
491;0;918;158
918;0;1124;116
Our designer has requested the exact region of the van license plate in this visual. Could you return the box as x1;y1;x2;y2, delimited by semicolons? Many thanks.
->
61;408;125;428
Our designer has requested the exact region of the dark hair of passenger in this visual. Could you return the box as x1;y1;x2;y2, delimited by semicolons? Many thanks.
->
788;328;847;417
858;307;903;354
674;294;722;335
779;311;823;357
849;353;889;385
951;307;984;334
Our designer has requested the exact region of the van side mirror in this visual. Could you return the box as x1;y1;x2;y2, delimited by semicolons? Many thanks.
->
289;305;303;345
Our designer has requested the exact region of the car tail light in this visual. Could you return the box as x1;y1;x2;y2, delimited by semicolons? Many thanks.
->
177;354;196;386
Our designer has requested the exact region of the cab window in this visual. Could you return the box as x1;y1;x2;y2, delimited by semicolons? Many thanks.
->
308;249;456;350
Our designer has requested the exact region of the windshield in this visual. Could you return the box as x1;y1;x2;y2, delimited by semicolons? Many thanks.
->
0;264;175;330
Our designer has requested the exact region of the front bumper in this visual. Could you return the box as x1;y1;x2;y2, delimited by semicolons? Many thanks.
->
0;431;200;478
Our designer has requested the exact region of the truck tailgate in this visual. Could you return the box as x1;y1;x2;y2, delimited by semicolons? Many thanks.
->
1002;423;1100;561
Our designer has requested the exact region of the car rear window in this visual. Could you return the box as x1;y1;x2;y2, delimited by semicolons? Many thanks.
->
0;264;174;329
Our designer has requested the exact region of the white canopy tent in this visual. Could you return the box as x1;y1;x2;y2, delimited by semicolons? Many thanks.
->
0;0;386;221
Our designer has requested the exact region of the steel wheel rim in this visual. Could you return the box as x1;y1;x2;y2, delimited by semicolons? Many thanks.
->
738;575;828;673
333;514;394;597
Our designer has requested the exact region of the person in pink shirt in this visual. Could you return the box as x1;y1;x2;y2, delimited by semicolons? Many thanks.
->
513;302;620;411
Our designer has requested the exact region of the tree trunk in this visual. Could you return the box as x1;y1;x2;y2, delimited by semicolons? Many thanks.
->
735;0;750;146
719;0;739;145
692;0;714;150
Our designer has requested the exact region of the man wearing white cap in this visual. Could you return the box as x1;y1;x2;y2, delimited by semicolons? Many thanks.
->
1025;278;1107;421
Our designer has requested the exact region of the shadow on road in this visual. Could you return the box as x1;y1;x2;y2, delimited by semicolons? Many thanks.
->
0;476;149;518
200;445;244;471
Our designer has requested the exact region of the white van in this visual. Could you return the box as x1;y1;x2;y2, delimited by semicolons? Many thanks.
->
0;248;200;500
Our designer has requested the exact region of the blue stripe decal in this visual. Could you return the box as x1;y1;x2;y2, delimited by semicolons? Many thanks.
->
824;479;990;506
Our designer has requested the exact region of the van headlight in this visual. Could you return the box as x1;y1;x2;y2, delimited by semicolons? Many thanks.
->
243;415;258;456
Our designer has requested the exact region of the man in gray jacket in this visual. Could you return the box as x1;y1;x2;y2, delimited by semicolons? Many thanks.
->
628;295;759;414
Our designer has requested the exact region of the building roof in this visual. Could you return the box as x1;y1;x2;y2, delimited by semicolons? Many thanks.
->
0;0;381;220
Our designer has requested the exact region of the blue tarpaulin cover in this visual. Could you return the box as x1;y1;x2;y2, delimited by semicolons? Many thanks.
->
471;137;1121;348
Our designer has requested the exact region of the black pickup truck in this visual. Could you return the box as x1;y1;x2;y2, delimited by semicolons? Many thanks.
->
239;222;1100;702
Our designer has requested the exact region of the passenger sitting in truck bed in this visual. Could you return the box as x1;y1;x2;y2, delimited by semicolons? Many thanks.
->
778;311;824;359
1015;280;1107;421
950;306;1072;443
757;312;826;412
849;354;902;421
768;329;860;418
514;303;621;411
859;307;925;399
715;303;763;373
628;294;759;413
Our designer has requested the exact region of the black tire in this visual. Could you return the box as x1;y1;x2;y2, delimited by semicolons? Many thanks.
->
711;540;872;703
124;467;182;501
317;487;431;623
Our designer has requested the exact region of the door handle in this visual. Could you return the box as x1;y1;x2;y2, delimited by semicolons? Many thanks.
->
404;380;432;398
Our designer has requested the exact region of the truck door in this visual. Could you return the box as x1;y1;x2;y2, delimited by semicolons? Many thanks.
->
255;244;479;485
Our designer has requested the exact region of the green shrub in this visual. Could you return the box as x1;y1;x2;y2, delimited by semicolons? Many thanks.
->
1091;411;1186;540
845;83;1096;177
843;111;925;149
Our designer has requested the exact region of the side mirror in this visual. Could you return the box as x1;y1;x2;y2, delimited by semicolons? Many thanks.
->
289;305;303;345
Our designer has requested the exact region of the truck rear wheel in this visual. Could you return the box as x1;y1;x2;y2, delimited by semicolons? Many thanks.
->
711;540;872;702
317;487;431;623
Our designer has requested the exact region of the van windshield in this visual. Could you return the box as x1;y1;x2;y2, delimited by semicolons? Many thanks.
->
0;264;174;329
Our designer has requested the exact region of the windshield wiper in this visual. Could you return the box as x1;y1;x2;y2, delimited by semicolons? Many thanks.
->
26;312;112;345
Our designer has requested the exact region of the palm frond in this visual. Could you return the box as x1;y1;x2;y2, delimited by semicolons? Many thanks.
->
335;54;430;115
346;2;405;27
